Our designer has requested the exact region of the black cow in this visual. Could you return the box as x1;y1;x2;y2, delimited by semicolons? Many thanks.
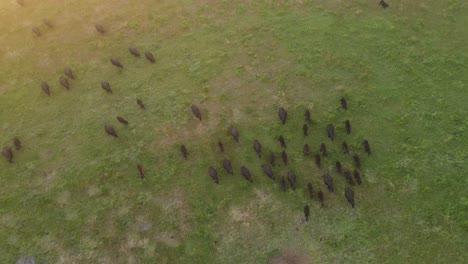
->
327;124;335;141
116;116;129;125
137;165;144;179
223;159;233;175
278;107;287;124
145;51;156;63
281;151;288;166
345;187;355;208
128;47;140;57
209;166;219;184
191;105;202;120
110;58;123;68
318;189;324;207
41;81;50;96
345;120;351;134
303;124;308;136
230;126;239;142
269;152;275;167
137;99;145;109
261;164;274;180
240;166;253;183
2;147;13;163
335;161;342;174
320;143;328;157
253;140;262;158
303;144;310;156
218;141;224;152
101;81;112;93
344;170;355;185
314;153;321;168
353;154;361;169
354;170;362;185
287;171;296;190
342;141;349;154
305;109;311;122
323;173;334;192
379;0;389;9
13;138;21;150
104;125;118;137
363;140;371;155
278;135;286;149
340;98;348;110
180;145;188;159
304;204;310;222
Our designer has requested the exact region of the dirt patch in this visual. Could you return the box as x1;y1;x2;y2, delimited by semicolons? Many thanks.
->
268;250;311;264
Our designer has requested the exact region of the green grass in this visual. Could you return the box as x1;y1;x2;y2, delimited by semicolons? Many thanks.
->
0;0;467;263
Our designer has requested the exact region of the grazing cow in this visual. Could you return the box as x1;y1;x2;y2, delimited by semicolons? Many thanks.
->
353;154;361;169
209;166;219;184
323;173;334;192
345;120;351;134
354;170;362;185
303;144;310;156
320;143;328;157
145;51;156;63
17;0;24;6
327;124;335;141
137;165;144;179
344;170;355;185
95;24;105;34
307;183;314;199
137;99;145;109
342;141;349;154
269;152;275;167
318;189;324;207
64;67;74;79
335;161;342;174
253;140;261;158
13;138;21;150
59;76;69;90
104;125;118;137
287;171;296;190
261;164;274;180
218;141;224;152
303;124;308;136
191;105;202;120
280;176;286;192
128;47;140;57
281;151;288;166
278;135;286;149
41;81;50;96
305;109;311;122
223;159;234;175
240;166;253;183
43;19;53;28
230;125;239;142
379;0;389;9
110;58;123;68
363;140;371;155
32;26;41;37
278;107;287;124
304;204;310;222
2;147;13;163
101;81;112;93
314;153;321;168
340;98;348;110
345;187;355;208
116;116;129;125
180;145;188;159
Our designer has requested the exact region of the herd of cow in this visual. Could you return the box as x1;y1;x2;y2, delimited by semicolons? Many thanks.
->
2;0;382;223
186;99;372;222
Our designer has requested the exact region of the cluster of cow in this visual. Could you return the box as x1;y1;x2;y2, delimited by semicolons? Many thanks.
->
183;99;372;221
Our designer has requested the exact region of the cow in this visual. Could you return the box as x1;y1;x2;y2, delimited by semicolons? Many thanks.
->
318;189;324;207
354;170;362;185
13;138;21;150
379;0;389;9
253;140;262;158
303;124;308;136
101;81;112;93
209;166;219;184
304;204;310;222
261;164;274;180
314;153;321;168
320;143;328;157
278;135;286;148
116;116;129;125
307;183;314;199
353;154;361;169
327;124;335;141
345;187;355;208
281;151;288;166
335;161;342;174
145;51;156;63
128;47;140;57
64;67;74;79
240;166;253;183
104;125;118;137
280;176;286;192
342;141;349;154
363;140;371;155
137;99;145;109
180;145;188;159
287;171;296;190
59;76;69;90
32;26;41;37
110;58;123;68
345;120;351;134
230;126;239;142
323;173;333;192
305;109;311;122
218;141;224;152
303;144;310;156
269;152;275;166
191;105;202;120
223;159;234;175
95;24;105;34
41;81;50;96
2;147;13;163
137;165;144;179
340;98;348;110
278;107;287;124
344;170;355;185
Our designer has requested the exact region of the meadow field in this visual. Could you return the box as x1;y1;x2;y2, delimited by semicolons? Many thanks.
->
0;0;466;263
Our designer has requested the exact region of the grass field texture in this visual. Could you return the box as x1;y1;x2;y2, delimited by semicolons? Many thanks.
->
0;0;467;263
